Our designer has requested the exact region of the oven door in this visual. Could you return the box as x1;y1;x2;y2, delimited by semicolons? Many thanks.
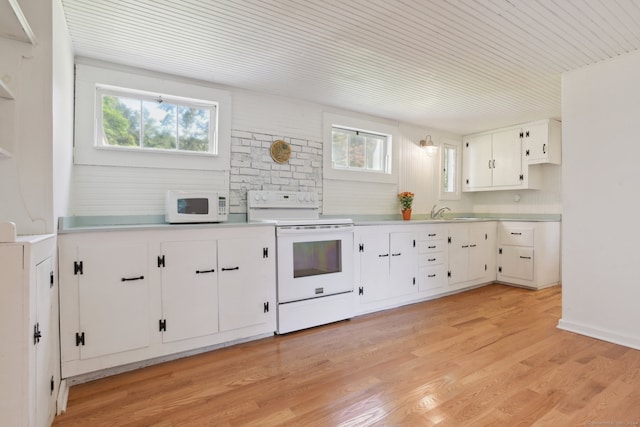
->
276;224;354;303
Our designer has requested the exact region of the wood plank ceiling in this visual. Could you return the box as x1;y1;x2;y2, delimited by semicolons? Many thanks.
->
60;0;640;134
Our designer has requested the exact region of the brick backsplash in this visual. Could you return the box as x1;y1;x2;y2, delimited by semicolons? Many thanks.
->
230;130;323;213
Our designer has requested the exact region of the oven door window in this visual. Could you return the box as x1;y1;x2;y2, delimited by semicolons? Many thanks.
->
293;240;342;278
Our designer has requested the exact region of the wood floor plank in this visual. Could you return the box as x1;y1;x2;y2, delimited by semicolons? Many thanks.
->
53;284;640;426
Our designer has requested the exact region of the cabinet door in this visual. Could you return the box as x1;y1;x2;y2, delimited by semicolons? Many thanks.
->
491;128;522;187
35;257;56;427
523;122;549;163
468;225;488;281
448;224;469;285
218;237;271;332
389;232;418;297
78;244;150;359
463;134;492;189
524;120;562;165
160;240;218;343
500;246;534;281
358;231;390;303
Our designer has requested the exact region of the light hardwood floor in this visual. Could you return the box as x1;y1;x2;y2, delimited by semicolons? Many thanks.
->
52;284;640;426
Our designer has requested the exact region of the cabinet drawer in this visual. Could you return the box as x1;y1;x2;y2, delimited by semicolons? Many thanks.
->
419;265;447;291
417;239;446;253
420;229;446;241
500;227;534;246
419;251;445;268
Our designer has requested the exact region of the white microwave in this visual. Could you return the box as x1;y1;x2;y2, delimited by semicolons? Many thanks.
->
165;190;229;223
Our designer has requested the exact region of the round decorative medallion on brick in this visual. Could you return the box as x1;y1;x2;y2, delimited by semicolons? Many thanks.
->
270;139;291;164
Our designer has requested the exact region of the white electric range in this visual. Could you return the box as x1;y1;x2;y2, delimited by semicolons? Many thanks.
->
247;190;354;334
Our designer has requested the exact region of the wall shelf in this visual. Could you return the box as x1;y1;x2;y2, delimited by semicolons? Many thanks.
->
0;79;15;99
0;0;37;45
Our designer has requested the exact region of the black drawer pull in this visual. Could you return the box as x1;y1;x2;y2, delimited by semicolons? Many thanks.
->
121;276;144;282
470;244;477;248
428;258;436;262
428;245;436;249
462;245;469;248
392;252;401;257
510;232;522;235
221;267;240;271
196;269;215;274
428;274;436;278
519;256;532;260
379;254;389;257
428;233;436;237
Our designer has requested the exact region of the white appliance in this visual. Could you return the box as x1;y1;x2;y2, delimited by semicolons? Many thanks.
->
165;190;228;223
247;190;354;334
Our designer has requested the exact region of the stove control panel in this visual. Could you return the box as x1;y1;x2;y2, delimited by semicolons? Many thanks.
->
248;190;318;209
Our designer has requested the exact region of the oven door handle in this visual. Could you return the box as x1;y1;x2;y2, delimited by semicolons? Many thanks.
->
276;224;354;235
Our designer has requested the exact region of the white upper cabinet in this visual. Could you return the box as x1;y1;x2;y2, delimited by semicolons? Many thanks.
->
491;127;525;188
463;133;493;189
463;126;538;192
522;119;562;165
463;119;561;192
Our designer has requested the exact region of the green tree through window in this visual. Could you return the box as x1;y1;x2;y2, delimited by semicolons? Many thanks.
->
100;89;214;154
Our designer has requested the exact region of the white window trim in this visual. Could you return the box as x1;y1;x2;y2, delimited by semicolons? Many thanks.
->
95;85;218;155
439;137;462;201
74;63;231;170
323;112;399;184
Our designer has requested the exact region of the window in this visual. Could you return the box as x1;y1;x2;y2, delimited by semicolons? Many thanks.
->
439;138;462;200
97;86;217;155
331;127;390;173
74;63;231;171
323;112;398;184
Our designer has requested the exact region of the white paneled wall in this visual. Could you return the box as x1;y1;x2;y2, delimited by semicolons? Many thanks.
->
322;180;398;215
67;64;561;218
470;164;562;214
70;166;228;216
398;124;472;215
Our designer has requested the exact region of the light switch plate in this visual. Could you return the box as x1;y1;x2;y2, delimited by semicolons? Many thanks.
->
0;221;17;243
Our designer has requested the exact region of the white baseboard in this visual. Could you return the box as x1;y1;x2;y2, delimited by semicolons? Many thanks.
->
57;379;69;414
557;319;640;351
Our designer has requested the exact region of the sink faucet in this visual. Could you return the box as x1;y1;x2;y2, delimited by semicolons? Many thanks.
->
431;204;451;219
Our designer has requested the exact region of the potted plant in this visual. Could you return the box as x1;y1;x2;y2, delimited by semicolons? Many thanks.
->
398;191;414;220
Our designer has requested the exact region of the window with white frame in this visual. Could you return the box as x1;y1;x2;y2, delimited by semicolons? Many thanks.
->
331;126;390;173
323;112;398;184
74;63;231;171
97;86;217;155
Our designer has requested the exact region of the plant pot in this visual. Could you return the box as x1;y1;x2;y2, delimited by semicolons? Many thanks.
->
402;209;412;220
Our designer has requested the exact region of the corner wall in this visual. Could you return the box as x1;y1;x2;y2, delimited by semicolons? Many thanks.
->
559;50;640;349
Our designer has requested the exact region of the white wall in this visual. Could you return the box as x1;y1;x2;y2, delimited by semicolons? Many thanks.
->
559;50;640;349
68;70;467;217
470;163;563;215
0;1;54;235
52;0;74;226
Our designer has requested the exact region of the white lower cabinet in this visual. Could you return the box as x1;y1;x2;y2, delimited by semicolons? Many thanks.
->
497;221;560;289
355;222;499;313
417;225;448;292
159;240;219;343
77;243;151;359
59;226;276;379
1;235;58;427
217;237;273;332
448;222;497;286
355;227;418;311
